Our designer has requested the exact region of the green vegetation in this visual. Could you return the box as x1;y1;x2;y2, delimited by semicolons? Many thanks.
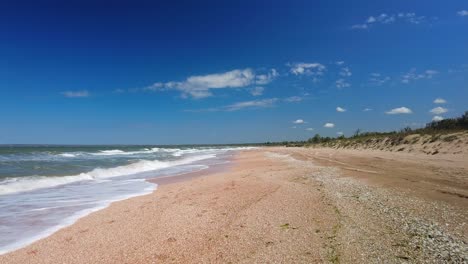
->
262;111;468;147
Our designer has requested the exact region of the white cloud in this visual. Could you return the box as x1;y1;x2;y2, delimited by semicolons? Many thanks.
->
255;69;278;85
336;106;346;112
336;61;345;65
363;108;373;112
61;90;89;98
401;69;438;83
113;88;126;93
432;116;444;121
293;119;305;124
306;128;315;131
225;98;278;111
433;98;447;104
367;16;377;23
145;68;256;98
184;69;253;89
187;96;304;112
143;82;164;92
324;123;335;128
351;24;368;30
284;96;303;103
337;132;344;136
290;62;326;76
385;107;413;115
458;10;468;16
339;67;352;77
429;107;448;115
369;73;391;86
378;13;396;24
336;79;351;88
250;86;264;96
352;12;427;30
190;98;279;112
400;12;426;24
425;70;438;76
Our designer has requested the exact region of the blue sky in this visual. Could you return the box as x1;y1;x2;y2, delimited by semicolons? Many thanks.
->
1;0;467;144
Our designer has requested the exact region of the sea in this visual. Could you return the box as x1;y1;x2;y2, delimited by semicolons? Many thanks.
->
0;145;250;254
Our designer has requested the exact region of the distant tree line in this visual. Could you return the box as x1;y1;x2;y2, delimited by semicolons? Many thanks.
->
260;111;468;147
424;111;468;131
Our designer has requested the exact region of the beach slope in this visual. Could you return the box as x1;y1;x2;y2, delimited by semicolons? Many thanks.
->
1;148;467;263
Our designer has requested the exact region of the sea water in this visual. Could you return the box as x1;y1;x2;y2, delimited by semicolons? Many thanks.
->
0;145;250;254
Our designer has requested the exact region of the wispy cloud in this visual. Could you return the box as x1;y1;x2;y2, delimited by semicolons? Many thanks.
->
337;132;344;136
433;98;447;104
187;95;303;112
306;128;315;131
113;88;126;94
284;96;303;103
448;64;468;74
336;106;346;112
363;108;373;112
336;79;351;88
339;67;352;77
401;69;438;83
250;86;264;96
61;90;90;98
186;98;278;112
324;123;335;128
289;62;326;76
352;12;427;30
255;69;278;85
369;73;391;86
335;64;352;88
385;107;413;114
429;107;448;115
225;98;278;111
293;119;306;124
351;24;369;30
457;10;468;17
432;116;444;121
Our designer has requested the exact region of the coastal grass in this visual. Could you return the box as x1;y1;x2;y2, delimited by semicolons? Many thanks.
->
261;111;468;151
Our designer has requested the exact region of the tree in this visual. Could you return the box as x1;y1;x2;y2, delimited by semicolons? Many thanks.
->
400;126;412;133
353;129;361;137
308;134;322;144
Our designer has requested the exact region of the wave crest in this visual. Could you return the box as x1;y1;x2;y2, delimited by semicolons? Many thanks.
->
0;154;215;196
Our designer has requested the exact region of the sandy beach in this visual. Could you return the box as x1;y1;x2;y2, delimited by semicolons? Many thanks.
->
1;147;467;263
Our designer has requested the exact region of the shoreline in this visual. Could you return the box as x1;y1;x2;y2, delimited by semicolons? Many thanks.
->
0;151;234;256
1;147;467;263
147;154;234;186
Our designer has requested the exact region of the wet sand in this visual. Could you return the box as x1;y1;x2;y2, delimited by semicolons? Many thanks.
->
1;147;467;263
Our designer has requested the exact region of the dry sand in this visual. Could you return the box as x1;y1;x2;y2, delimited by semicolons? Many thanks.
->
1;147;467;263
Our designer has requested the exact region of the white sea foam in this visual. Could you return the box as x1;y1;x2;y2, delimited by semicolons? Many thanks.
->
0;175;94;196
90;148;175;156
0;146;250;255
100;149;125;153
58;153;77;158
55;146;255;159
0;154;215;196
92;149;126;155
0;183;157;255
